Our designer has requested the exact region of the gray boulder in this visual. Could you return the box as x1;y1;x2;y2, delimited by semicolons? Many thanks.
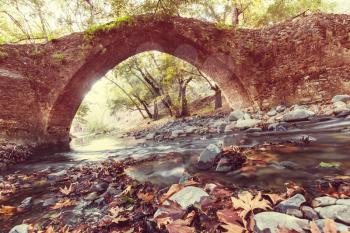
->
228;110;244;121
235;119;261;130
311;196;337;208
332;95;350;103
282;109;315;122
276;105;286;113
301;206;319;220
315;205;350;225
197;144;221;169
337;199;350;206
315;219;350;232
275;194;306;213
254;212;309;233
267;109;277;117
169;186;209;209
9;224;29;233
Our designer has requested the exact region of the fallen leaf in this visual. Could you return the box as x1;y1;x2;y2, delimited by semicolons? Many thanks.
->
166;224;195;233
137;191;155;202
217;208;245;233
231;191;271;228
0;205;17;215
59;184;74;195
263;193;285;205
51;199;76;210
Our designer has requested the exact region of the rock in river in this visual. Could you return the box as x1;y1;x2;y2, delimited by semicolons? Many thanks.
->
282;109;315;122
275;194;306;213
315;204;350;225
197;144;221;169
311;196;337;208
9;224;29;233
169;186;209;209
332;94;350;103
254;212;309;233
235;119;261;130
228;110;244;121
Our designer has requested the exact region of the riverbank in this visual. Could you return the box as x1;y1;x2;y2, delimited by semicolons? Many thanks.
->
125;95;350;142
1;150;349;233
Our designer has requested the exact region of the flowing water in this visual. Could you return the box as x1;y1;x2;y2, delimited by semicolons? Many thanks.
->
1;118;350;231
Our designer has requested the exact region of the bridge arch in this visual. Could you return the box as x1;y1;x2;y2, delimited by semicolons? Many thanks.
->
44;17;254;146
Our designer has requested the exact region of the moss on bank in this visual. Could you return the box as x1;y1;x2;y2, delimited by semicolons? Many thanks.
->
84;15;135;40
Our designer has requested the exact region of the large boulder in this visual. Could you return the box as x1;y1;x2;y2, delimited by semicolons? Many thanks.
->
9;224;29;233
228;110;244;121
235;119;261;130
311;196;337;208
275;194;306;213
169;186;209;209
315;219;350;232
254;212;309;233
332;94;350;103
197;144;221;169
315;205;350;225
282;109;315;122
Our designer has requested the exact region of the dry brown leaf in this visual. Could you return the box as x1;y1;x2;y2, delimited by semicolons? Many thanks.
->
51;199;76;210
232;191;271;220
137;191;155;202
217;208;245;233
0;205;17;215
59;184;74;196
166;224;195;233
263;193;285;205
310;221;322;233
324;219;338;233
160;180;198;204
172;211;196;226
119;185;132;196
160;184;184;204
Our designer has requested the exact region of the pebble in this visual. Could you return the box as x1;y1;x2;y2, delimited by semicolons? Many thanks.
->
315;204;350;225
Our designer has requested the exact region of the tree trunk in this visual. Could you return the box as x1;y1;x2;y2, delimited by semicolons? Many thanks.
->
133;95;153;119
232;5;239;26
214;85;223;109
153;99;159;120
180;85;190;117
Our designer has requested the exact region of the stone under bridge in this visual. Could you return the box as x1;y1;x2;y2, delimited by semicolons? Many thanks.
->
0;13;349;149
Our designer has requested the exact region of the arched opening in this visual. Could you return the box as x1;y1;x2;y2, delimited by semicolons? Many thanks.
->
45;37;253;148
69;50;230;145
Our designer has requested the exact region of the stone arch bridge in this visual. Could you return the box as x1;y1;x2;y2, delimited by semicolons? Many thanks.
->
0;13;349;149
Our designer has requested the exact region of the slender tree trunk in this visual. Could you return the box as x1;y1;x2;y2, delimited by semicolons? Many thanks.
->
213;85;223;109
133;95;153;119
232;5;239;26
153;99;159;120
180;85;190;117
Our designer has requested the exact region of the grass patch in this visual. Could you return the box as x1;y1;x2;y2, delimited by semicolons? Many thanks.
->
84;15;134;40
215;22;233;30
319;161;340;168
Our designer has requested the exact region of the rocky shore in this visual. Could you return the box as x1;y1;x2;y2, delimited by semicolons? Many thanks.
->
1;153;349;233
128;94;350;142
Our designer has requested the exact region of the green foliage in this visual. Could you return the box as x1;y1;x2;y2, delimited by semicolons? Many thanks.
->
319;161;341;168
84;15;134;39
215;22;233;30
